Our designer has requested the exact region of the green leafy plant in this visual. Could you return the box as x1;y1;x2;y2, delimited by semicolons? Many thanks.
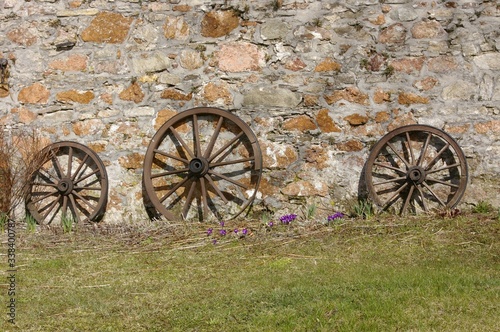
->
261;211;271;224
306;204;317;220
25;214;37;233
383;65;394;77
472;200;493;214
0;212;8;232
352;199;374;219
271;0;282;11
311;18;323;27
360;58;369;70
61;213;74;233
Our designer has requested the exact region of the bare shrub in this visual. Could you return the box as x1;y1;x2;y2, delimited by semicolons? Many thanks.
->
0;126;50;219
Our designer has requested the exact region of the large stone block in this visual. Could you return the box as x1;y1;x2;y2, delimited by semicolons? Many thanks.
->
316;109;341;133
243;87;301;108
119;82;145;104
473;53;500;70
379;23;406;44
163;16;190;40
324;87;369;106
131;52;171;74
56;90;95;104
218;42;265;72
282;179;329;197
201;10;239;38
81;12;133;43
18;83;50;104
411;20;446;39
49;54;87;72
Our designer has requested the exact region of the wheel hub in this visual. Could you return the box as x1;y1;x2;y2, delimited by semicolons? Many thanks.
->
188;157;209;176
57;178;74;195
407;166;426;184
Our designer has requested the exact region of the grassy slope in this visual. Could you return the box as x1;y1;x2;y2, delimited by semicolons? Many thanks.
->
2;212;499;331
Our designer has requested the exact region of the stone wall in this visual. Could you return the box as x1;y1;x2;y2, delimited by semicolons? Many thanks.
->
0;0;499;222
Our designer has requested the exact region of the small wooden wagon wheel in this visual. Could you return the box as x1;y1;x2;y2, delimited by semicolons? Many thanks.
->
143;107;262;221
365;125;468;215
26;141;108;224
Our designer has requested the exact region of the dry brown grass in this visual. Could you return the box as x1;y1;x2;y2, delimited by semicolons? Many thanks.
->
0;127;50;218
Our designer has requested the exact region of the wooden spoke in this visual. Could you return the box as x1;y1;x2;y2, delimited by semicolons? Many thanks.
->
153;150;189;165
208;170;250;190
373;162;407;175
182;180;197;219
406;131;416;164
422;182;446;207
203;116;224;159
401;184;415;215
170;126;195;160
425;177;460;188
417;133;432;167
424;142;450;171
208;131;244;163
209;157;255;168
151;168;189;178
205;174;229;204
373;176;407;186
158;176;191;204
386;141;411;169
426;163;461;174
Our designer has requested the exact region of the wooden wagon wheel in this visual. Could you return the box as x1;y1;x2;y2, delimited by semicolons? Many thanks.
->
143;107;262;221
26;141;108;224
365;125;468;215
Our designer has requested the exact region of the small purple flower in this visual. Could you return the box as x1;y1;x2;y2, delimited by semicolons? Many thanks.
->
219;229;227;236
242;228;248;235
234;229;239;234
327;212;345;222
219;221;225;228
280;213;297;225
207;228;213;236
212;239;218;245
268;221;274;227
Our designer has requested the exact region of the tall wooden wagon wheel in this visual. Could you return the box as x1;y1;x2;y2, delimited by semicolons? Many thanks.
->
26;141;108;224
143;107;262;221
365;125;468;215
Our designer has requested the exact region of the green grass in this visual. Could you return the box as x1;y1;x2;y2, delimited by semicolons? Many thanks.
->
24;215;37;233
61;214;74;233
2;211;499;331
351;199;374;219
0;213;7;232
473;200;494;214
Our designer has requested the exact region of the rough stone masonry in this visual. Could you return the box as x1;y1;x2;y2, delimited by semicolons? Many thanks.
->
0;0;499;223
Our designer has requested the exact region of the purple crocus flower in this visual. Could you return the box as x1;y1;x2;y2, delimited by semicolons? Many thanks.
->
219;229;227;236
242;228;248;235
268;221;274;227
280;213;297;225
327;212;345;222
234;229;239;234
207;228;213;236
219;221;225;228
